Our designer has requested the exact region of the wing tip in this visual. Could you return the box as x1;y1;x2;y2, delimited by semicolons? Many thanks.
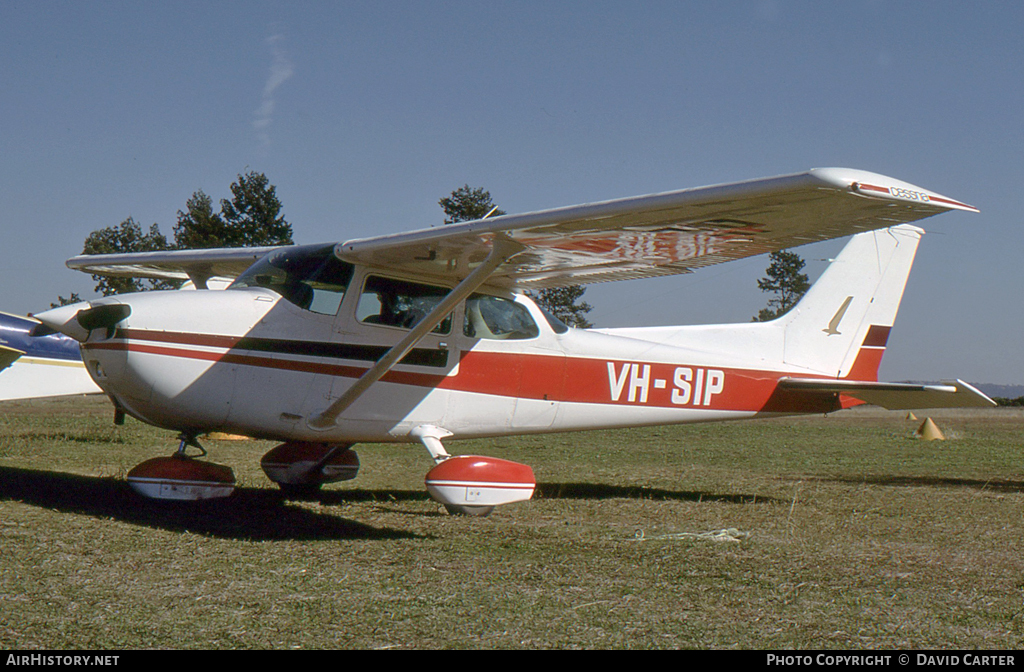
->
809;167;979;213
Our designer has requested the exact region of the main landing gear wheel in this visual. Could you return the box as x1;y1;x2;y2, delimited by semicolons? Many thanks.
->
443;504;496;517
415;426;536;517
125;434;236;501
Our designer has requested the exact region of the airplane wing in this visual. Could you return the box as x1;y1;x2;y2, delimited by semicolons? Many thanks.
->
64;169;975;292
337;167;977;289
777;378;996;410
66;246;282;288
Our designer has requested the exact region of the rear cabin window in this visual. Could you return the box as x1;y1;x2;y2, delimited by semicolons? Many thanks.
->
539;306;570;334
463;294;539;340
356;275;452;334
230;244;354;316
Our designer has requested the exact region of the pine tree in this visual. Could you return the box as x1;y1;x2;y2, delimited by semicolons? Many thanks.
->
439;185;594;328
752;250;810;321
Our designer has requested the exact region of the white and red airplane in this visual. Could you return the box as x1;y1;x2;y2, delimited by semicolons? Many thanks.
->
28;167;994;514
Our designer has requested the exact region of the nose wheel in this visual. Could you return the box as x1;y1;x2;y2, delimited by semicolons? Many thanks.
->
260;442;359;495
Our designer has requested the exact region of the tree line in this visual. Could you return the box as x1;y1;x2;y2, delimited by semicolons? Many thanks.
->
438;185;593;327
55;171;292;305
993;396;1024;407
60;175;595;326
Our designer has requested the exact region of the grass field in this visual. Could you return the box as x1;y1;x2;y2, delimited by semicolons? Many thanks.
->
1;396;1022;649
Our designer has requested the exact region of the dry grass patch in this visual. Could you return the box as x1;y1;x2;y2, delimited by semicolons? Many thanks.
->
0;398;1022;648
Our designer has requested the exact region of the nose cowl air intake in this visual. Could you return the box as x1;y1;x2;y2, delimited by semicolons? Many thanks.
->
32;302;131;341
77;304;131;334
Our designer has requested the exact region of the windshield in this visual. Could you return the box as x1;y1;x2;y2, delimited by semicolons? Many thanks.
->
230;244;355;315
464;294;539;340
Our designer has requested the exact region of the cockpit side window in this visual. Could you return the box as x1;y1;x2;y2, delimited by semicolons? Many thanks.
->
356;275;452;334
463;294;539;340
229;245;354;315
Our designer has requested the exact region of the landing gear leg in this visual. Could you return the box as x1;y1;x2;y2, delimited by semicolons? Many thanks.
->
175;433;207;458
412;425;453;465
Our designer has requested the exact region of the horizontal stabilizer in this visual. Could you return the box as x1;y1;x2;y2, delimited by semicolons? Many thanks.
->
777;377;996;410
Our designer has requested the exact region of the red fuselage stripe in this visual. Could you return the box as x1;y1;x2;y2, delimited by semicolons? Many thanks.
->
85;329;888;413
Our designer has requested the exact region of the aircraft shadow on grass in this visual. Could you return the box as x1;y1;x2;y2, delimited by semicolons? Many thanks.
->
532;482;782;505
309;481;781;515
0;467;778;540
0;465;423;542
815;474;1024;493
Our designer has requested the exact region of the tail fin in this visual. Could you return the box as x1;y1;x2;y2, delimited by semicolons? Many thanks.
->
780;224;923;380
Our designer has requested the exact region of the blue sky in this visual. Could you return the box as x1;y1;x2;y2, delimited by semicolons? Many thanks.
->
1;1;1021;384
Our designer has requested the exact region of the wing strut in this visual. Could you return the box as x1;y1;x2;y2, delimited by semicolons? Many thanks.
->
307;235;525;430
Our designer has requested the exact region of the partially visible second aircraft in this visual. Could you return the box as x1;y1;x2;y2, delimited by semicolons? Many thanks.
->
0;311;100;401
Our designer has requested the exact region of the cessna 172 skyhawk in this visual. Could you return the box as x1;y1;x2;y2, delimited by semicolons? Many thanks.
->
29;167;994;514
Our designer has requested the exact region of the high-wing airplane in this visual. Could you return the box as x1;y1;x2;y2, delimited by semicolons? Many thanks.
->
28;167;994;514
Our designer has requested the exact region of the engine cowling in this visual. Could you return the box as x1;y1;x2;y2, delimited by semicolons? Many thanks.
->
425;455;535;509
126;456;235;501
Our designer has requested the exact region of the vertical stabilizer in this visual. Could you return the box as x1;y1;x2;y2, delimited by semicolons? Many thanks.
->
780;225;923;380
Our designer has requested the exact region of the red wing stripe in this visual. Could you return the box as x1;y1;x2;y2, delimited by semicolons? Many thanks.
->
856;183;891;195
927;195;978;210
854;183;978;212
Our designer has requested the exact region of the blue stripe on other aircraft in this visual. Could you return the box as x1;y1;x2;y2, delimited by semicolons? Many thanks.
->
0;312;83;362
